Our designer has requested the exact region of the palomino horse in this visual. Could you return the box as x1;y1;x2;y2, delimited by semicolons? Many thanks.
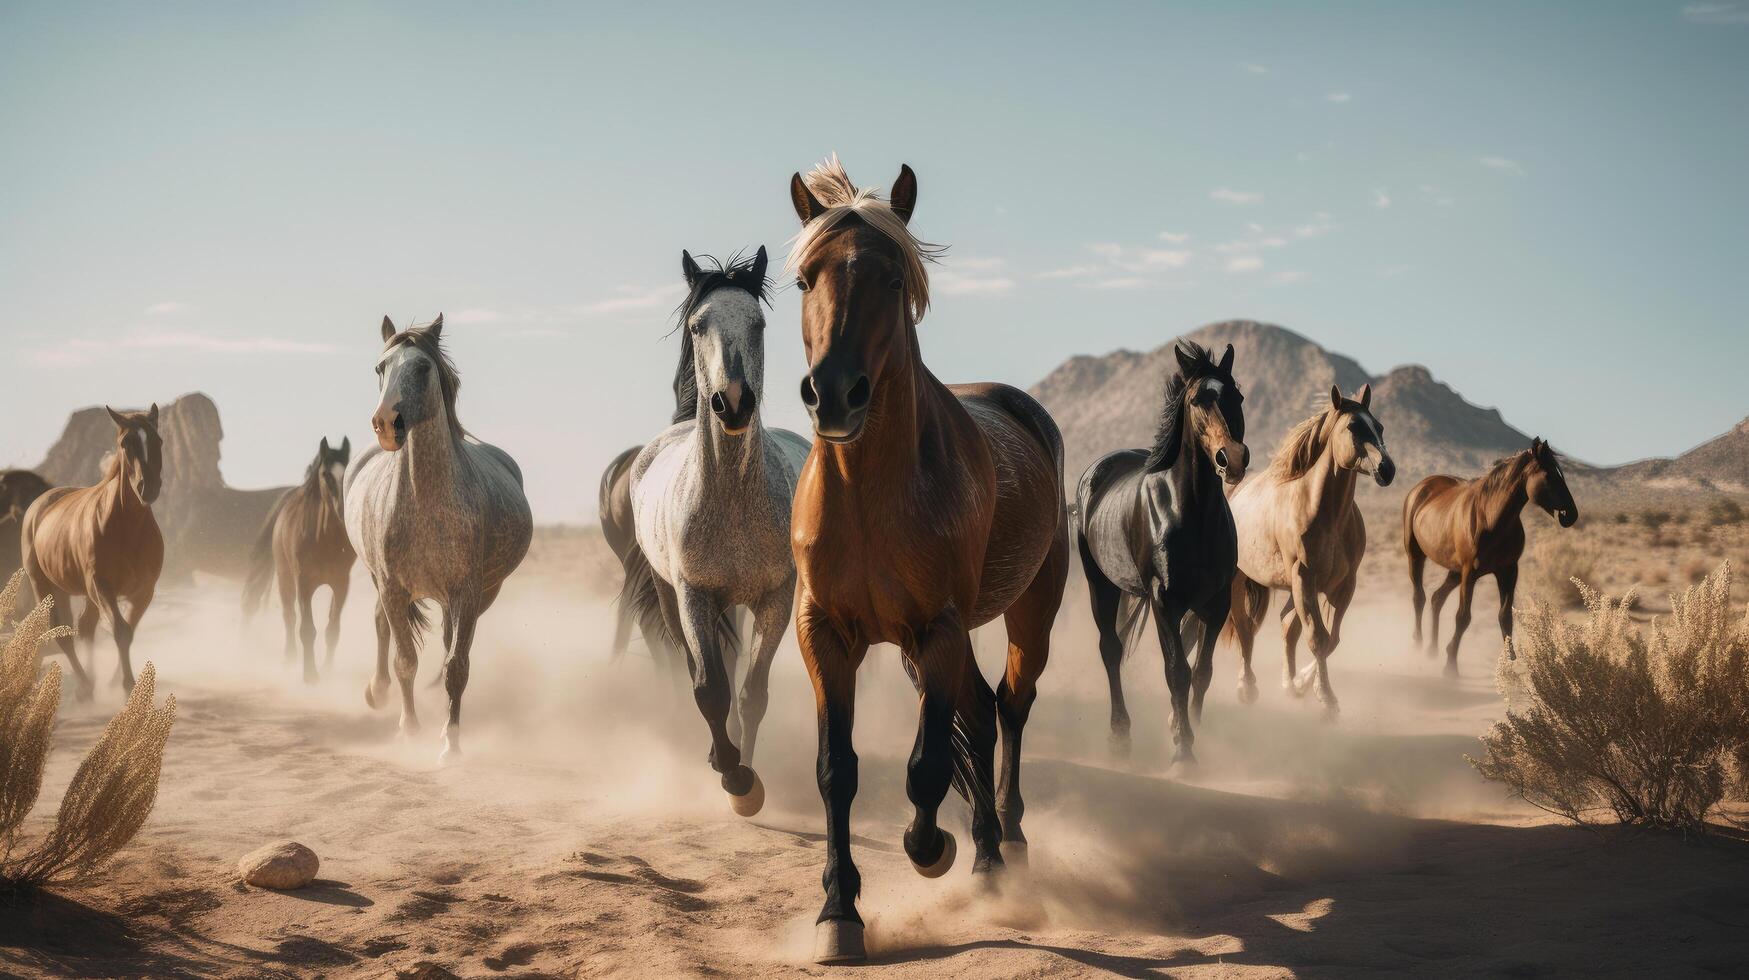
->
1224;386;1395;719
346;316;532;763
1403;437;1578;674
243;437;356;683
626;247;810;811
1077;342;1248;767
787;159;1068;963
21;406;165;697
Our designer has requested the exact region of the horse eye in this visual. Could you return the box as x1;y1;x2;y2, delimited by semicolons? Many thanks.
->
795;277;809;292
888;277;903;291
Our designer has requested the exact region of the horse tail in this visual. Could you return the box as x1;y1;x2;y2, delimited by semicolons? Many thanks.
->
1115;592;1151;661
1220;572;1271;649
240;489;292;622
614;536;739;669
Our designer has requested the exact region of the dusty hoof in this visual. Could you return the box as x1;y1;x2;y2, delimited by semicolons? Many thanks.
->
728;770;765;818
397;716;422;739
1321;702;1342;723
1237;679;1259;704
911;830;956;879
1443;660;1461;679
1000;840;1029;868
1169;751;1199;779
1107;730;1132;759
814;919;866;964
363;680;388;709
303;670;320;686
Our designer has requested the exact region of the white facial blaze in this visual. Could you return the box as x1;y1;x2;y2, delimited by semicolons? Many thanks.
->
690;289;765;410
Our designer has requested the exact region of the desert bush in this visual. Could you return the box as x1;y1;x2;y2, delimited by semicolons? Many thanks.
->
1472;564;1749;833
0;571;176;892
1707;498;1745;527
1685;557;1712;585
1523;537;1595;609
1613;511;1631;525
1645;565;1670;587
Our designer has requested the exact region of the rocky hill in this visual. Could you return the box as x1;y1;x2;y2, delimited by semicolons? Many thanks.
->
1609;416;1749;495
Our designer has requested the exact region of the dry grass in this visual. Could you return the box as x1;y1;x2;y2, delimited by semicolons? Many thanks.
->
0;571;176;893
1473;564;1749;833
1523;536;1596;609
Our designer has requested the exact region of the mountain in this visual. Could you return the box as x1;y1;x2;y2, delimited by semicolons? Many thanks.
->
1610;416;1749;494
1028;320;1534;493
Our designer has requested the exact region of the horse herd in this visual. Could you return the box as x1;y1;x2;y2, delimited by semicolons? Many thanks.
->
2;157;1582;964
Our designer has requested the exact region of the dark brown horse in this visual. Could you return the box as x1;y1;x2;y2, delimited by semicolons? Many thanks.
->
0;469;53;586
787;158;1068;964
1403;437;1578;675
21;406;165;696
243;437;356;683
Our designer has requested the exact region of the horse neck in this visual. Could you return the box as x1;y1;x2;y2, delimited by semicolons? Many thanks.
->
100;454;150;524
402;414;463;500
1299;437;1359;523
691;392;767;484
819;321;927;491
1164;412;1223;504
1476;461;1530;529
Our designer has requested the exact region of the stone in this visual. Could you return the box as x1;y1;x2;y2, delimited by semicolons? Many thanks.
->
239;840;319;889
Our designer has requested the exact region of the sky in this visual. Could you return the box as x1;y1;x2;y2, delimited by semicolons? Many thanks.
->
2;1;1745;521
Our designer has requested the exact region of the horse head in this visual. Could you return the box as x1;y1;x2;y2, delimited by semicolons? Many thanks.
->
105;404;162;504
372;315;461;452
678;248;771;437
1328;384;1395;487
1526;437;1578;527
1176;342;1248;485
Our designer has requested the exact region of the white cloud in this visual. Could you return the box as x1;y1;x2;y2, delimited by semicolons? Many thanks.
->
1158;230;1191;244
954;256;1007;272
1036;264;1101;280
33;329;336;366
1090;277;1151;290
1273;270;1308;285
1226;256;1265;273
1326;92;1352;104
450;308;508;325
1479;156;1527;176
1371;188;1392;209
577;284;686;316
145;301;188;316
1209;188;1264;205
1683;3;1749;23
1240;63;1269;74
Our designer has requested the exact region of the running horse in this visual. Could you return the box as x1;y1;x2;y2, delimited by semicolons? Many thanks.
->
787;158;1068;964
0;469;53;585
1224;386;1394;718
1403;437;1578;675
20;406;165;697
243;437;356;683
1076;341;1248;767
347;315;532;763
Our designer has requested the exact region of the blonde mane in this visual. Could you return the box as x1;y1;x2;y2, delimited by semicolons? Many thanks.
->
1267;408;1336;480
785;155;945;324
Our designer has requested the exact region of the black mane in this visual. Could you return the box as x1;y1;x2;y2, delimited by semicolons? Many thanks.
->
1144;341;1233;472
670;249;771;424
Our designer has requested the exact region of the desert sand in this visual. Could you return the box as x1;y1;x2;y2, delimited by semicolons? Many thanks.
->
4;538;1748;979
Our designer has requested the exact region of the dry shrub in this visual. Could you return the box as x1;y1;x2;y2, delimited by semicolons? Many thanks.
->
1523;536;1595;609
1645;565;1670;587
0;571;176;892
1685;557;1712;585
1706;497;1744;527
1472;564;1749;833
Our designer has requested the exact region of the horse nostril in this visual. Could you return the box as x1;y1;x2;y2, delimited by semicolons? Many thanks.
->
846;375;871;410
1215;448;1229;469
800;376;819;409
710;392;728;417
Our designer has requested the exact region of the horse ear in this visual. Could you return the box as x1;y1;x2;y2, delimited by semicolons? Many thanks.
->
890;164;917;224
1174;344;1196;377
105;405;127;429
147;402;159;425
1358;383;1372;409
1330;385;1343;410
340;435;351;458
1218;343;1235;374
428;313;443;339
750;245;769;287
320;436;330;454
381;316;396;342
790;172;825;225
682;250;702;287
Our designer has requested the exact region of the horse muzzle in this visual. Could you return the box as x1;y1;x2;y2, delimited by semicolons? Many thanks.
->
1214;444;1249;485
711;380;757;436
1556;507;1578;528
801;362;871;444
372;409;406;452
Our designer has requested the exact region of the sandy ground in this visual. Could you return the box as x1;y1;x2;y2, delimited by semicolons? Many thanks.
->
4;548;1749;979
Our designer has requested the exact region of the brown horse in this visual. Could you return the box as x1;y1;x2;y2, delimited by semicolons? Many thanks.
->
20;406;165;697
787;158;1068;964
1404;437;1578;675
0;469;53;586
1224;387;1395;719
242;437;356;683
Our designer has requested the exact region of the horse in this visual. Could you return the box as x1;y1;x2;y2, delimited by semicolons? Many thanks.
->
624;247;810;812
1224;386;1395;719
243;437;357;683
20;406;165;697
786;158;1068;964
0;469;53;585
1403;437;1578;675
346;315;532;764
1076;341;1249;767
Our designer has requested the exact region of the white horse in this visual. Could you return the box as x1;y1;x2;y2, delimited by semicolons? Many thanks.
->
346;315;532;764
624;248;809;816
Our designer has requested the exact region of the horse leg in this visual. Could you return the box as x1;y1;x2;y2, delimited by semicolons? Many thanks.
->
277;556;298;663
1427;570;1459;657
1279;597;1301;695
439;598;479;765
723;606;745;751
736;577;794;768
1445;569;1479;678
1078;532;1133;754
997;531;1065;863
1152;590;1196;769
1190;589;1231;723
796;593;870;964
364;595;392;709
383;588;421;736
1311;571;1359;717
674;582;759;810
1496;564;1518;662
40;580;94;700
297;580;319;684
324;575;349;670
75;601;100;667
900;607;988;878
1407;538;1428;648
92;586;135;694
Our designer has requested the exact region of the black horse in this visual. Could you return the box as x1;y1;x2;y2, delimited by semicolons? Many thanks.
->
0;469;54;587
1075;342;1249;768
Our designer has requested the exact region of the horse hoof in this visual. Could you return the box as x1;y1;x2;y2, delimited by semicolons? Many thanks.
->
1321;703;1341;723
1169;753;1199;779
911;830;956;879
1000;840;1029;869
364;681;387;709
814;919;866;964
1237;680;1258;705
1107;731;1132;759
1444;661;1460;679
304;671;320;686
398;717;422;738
728;771;764;818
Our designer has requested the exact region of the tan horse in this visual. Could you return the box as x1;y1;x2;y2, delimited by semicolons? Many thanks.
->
21;406;165;696
242;437;356;683
1403;437;1578;675
1224;386;1394;718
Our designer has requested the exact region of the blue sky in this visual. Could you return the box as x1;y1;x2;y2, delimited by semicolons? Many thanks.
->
2;1;1745;520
